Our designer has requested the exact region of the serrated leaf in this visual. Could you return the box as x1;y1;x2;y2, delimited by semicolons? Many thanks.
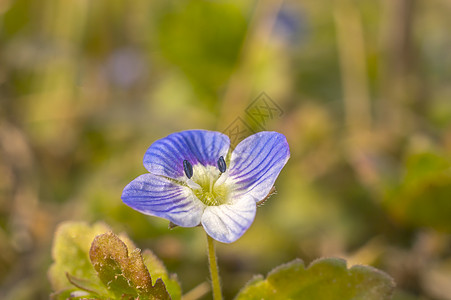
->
49;222;180;299
89;232;172;300
236;258;395;300
48;221;111;293
142;249;182;300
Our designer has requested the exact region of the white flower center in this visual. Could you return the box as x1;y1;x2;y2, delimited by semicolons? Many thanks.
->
188;165;231;206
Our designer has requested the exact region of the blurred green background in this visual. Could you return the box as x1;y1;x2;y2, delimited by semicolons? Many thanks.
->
1;0;451;299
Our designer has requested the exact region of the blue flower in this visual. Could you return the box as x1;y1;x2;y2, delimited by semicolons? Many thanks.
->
122;130;290;243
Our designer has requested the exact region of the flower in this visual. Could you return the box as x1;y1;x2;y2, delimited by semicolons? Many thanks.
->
121;130;290;243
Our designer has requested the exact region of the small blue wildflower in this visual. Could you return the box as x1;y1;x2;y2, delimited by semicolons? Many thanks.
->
122;130;290;243
274;5;308;45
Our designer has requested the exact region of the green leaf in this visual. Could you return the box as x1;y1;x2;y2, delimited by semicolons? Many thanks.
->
66;273;108;296
48;221;111;293
236;258;395;300
89;232;172;300
50;289;94;300
142;249;182;300
49;222;181;300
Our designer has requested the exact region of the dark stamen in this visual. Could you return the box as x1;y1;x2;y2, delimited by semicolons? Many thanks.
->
217;156;226;173
183;160;193;179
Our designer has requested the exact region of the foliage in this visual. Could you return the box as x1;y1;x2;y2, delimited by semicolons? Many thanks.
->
1;0;451;299
50;222;394;300
48;222;180;300
236;258;394;300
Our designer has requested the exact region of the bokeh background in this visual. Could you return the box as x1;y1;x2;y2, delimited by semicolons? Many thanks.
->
1;0;451;299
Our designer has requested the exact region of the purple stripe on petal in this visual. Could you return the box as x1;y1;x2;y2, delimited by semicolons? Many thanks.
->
201;195;256;243
122;173;205;227
228;132;290;202
143;130;230;179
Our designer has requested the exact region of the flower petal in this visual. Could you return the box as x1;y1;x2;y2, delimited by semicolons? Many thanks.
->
143;130;230;179
228;131;290;201
122;173;205;227
201;195;256;243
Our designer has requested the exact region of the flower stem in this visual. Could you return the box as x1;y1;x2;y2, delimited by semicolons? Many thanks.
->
207;234;222;300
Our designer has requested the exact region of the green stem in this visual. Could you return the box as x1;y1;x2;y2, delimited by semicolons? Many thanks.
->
207;234;222;300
